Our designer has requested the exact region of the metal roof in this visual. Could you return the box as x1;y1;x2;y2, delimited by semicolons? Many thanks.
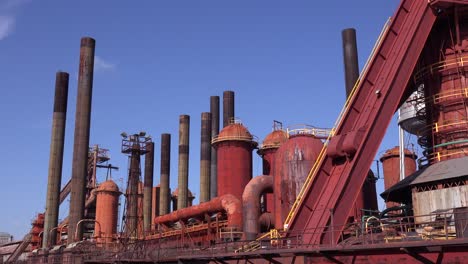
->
410;156;468;185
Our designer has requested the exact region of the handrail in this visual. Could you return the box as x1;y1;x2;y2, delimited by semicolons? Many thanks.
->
283;17;392;231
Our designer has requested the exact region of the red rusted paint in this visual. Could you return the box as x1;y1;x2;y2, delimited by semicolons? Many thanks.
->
154;194;242;230
274;134;323;230
242;175;273;240
95;180;120;243
380;147;417;208
213;123;257;200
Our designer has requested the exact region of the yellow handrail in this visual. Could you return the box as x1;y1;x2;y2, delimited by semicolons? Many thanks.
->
282;17;392;231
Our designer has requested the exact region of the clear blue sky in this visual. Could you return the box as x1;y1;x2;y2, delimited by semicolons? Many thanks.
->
0;0;416;240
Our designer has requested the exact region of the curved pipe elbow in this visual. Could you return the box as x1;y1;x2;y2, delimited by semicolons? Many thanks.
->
242;175;273;240
153;194;242;230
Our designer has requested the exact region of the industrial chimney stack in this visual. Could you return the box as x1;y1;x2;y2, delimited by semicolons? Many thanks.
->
43;72;69;248
177;115;190;210
68;37;95;243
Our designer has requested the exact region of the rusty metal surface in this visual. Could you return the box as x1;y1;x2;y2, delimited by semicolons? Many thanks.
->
95;180;120;243
274;134;323;230
341;28;360;97
143;142;155;232
210;96;220;200
213;123;257;200
177;115;190;210
287;0;438;245
159;133;171;216
154;194;242;230
223;91;234;127
242;175;273;240
43;72;69;248
200;112;212;203
68;37;95;244
380;147;417;208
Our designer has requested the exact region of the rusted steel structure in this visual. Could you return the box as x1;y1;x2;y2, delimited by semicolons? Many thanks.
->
159;133;171;216
68;37;95;244
257;121;288;213
200;112;212;203
274;131;323;230
43;72;69;248
143;141;155;232
242;175;273;240
177;115;190;210
210;96;220;200
94;180;120;244
212;122;258;200
380;147;417;208
121;133;151;240
170;188;194;211
223;91;235;128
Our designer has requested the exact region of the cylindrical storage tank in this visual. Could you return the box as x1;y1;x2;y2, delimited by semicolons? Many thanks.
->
258;128;287;213
212;122;258;200
380;147;417;208
274;134;323;230
95;180;120;244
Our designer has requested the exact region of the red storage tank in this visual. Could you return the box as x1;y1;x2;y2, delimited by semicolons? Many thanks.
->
274;133;323;230
258;128;288;213
213;122;258;200
95;180;120;244
380;147;417;208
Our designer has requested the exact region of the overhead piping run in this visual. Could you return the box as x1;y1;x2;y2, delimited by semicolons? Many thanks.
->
154;194;242;230
242;175;273;240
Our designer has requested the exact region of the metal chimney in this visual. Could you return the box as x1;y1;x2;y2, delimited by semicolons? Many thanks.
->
43;72;69;248
159;134;171;215
210;96;219;200
223;91;234;127
177;115;190;210
68;37;95;243
143;141;155;232
200;112;212;203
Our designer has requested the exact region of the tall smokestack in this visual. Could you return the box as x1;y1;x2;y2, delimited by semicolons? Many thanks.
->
68;37;95;243
43;72;69;248
223;91;234;127
177;115;190;210
210;96;219;200
159;134;171;215
143;142;154;232
341;28;360;97
200;112;212;203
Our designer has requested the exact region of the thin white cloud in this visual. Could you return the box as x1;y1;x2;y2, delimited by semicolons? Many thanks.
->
0;15;14;40
94;56;116;71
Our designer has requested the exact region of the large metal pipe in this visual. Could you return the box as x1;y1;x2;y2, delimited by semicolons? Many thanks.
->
242;175;273;240
200;112;212;203
68;37;95;243
222;91;234;127
210;96;219;200
177;115;190;210
154;194;242;230
43;72;69;248
341;28;360;97
159;134;171;215
143;142;155;232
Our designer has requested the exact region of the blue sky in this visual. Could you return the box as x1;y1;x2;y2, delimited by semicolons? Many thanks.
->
0;0;418;240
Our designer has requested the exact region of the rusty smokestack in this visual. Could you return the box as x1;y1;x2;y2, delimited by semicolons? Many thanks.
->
177;115;190;210
210;96;219;200
126;142;141;239
159;133;171;215
43;72;69;248
143;142;154;232
341;28;360;97
223;91;234;127
200;112;212;203
68;37;95;243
